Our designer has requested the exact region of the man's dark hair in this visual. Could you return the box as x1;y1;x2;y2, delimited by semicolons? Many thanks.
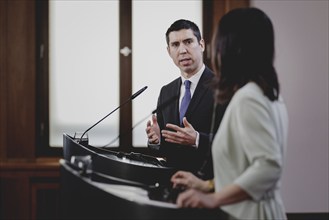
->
165;19;202;45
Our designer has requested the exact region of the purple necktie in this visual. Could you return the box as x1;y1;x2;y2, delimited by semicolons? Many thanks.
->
180;80;191;124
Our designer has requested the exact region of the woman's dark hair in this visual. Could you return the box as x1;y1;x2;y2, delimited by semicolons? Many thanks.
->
166;19;202;45
211;7;279;104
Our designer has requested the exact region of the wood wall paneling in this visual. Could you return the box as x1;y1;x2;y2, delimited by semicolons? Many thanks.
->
31;182;60;220
203;0;249;71
119;0;133;150
0;0;8;159
6;0;36;159
0;176;30;219
0;159;60;220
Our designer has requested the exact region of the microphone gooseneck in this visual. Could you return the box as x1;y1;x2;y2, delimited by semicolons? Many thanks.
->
102;94;179;148
78;86;148;143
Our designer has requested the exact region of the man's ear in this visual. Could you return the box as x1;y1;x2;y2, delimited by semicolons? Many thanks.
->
167;46;171;56
199;39;205;52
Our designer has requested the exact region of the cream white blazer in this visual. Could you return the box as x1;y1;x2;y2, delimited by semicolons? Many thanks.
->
212;82;288;220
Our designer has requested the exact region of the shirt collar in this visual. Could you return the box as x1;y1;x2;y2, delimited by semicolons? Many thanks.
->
180;64;205;86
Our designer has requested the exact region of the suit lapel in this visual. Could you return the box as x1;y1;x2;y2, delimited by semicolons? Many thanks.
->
185;68;213;118
171;78;182;124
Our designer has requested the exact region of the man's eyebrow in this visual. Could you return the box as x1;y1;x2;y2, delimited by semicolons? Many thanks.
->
170;38;194;45
170;40;179;44
183;38;194;42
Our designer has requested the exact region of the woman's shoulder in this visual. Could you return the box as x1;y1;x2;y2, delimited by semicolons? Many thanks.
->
232;82;264;103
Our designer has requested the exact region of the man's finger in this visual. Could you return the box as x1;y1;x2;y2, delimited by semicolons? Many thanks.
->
152;114;157;124
166;123;183;132
182;117;190;127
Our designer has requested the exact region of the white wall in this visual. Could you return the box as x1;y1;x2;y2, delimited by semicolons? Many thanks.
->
251;0;329;213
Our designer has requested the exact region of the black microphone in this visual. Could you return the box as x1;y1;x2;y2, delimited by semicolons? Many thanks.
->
131;87;148;99
78;86;148;143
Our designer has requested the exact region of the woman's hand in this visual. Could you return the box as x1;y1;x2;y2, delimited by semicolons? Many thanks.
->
176;189;219;209
176;184;251;209
171;171;210;192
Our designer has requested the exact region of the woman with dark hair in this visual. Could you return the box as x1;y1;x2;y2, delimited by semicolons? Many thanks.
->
170;8;288;220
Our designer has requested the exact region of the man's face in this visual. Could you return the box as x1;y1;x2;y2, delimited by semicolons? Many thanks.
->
167;29;205;77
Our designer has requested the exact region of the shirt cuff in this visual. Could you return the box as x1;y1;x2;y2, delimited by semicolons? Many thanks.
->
147;142;160;150
194;131;200;148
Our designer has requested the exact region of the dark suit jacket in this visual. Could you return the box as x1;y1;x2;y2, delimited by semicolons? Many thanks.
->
152;66;224;176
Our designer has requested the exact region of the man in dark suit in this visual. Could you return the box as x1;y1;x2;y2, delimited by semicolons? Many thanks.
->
146;19;225;178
